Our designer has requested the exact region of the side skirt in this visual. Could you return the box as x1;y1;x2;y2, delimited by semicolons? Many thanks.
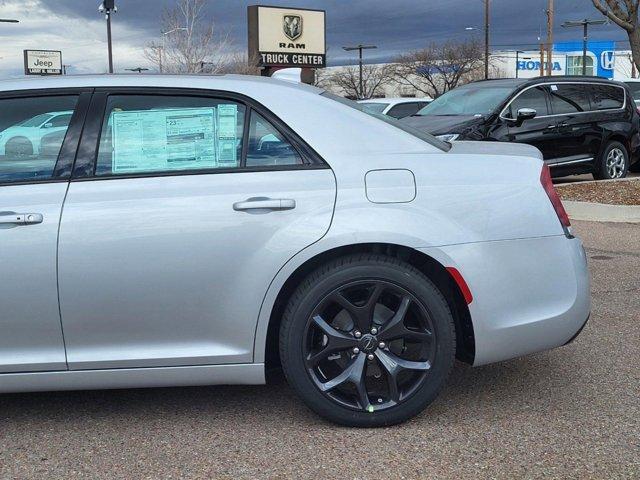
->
0;363;265;393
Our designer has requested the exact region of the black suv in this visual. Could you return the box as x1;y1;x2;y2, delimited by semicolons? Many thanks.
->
402;76;640;179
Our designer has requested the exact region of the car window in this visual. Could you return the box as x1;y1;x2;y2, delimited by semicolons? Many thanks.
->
589;84;624;110
418;86;513;116
508;86;549;118
246;111;303;167
95;95;246;176
624;81;640;101
360;103;389;114
549;84;590;114
386;102;428;119
48;114;73;128
0;95;78;183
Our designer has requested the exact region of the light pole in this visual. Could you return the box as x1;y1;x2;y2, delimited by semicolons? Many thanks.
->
484;0;490;79
561;19;607;75
161;27;187;73
342;44;377;99
0;19;19;23
515;50;525;78
98;0;117;74
63;64;71;75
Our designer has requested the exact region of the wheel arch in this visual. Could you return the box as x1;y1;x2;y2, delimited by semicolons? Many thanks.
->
262;243;475;373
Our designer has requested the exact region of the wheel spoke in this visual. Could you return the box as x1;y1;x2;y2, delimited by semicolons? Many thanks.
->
375;349;431;376
316;353;370;409
307;315;358;367
378;296;431;342
329;283;385;333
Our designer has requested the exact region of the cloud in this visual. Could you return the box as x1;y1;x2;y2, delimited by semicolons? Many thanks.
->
0;0;631;78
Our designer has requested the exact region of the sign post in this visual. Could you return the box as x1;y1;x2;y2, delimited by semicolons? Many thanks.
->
248;5;326;83
23;50;62;75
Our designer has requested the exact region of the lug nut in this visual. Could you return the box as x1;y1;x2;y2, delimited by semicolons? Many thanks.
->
354;331;362;338
377;398;383;403
367;354;374;360
370;327;378;335
379;342;386;349
353;347;360;354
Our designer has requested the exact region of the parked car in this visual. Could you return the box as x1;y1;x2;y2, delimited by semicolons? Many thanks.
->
358;97;431;119
0;75;589;427
0;110;73;157
402;76;640;180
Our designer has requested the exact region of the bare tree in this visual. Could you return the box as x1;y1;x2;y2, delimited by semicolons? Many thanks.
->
328;64;394;99
391;39;484;98
144;0;231;74
592;0;640;72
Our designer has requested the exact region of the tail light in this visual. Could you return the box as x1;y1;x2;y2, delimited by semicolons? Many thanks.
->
540;164;571;229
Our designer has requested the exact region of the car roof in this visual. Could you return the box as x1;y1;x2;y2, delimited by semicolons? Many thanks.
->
464;75;623;90
0;74;324;95
359;97;431;105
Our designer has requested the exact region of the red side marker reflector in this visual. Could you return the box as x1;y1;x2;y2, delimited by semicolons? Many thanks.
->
446;267;473;305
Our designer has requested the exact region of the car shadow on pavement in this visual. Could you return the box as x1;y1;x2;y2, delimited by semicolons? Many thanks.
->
0;352;569;427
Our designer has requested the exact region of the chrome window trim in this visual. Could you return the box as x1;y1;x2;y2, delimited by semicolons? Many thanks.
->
499;81;627;121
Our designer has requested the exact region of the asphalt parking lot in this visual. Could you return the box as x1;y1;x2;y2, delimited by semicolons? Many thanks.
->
0;221;638;479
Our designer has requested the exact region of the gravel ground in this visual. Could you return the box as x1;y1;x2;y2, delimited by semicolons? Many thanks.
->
0;221;638;479
556;178;640;205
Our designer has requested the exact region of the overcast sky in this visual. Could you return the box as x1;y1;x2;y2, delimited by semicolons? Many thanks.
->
0;0;631;77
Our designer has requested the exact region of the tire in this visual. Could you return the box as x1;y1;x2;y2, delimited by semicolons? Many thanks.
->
593;141;629;180
279;254;456;427
5;137;33;158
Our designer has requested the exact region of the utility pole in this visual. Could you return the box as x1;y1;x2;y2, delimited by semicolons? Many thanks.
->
342;44;377;99
546;0;554;76
62;64;71;75
484;0;490;79
539;42;545;76
98;0;117;74
515;51;525;78
561;19;607;75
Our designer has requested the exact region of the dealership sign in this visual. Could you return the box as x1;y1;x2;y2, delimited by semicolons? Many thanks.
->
23;50;62;75
248;6;326;68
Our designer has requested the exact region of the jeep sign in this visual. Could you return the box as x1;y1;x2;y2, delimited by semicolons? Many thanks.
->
24;50;62;75
248;6;326;69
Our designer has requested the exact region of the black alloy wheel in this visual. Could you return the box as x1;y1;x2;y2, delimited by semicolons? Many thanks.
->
280;254;456;427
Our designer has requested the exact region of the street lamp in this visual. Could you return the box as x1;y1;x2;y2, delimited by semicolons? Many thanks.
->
0;19;19;23
515;50;525;78
561;18;607;75
125;67;149;74
160;27;187;73
98;0;117;74
342;44;377;100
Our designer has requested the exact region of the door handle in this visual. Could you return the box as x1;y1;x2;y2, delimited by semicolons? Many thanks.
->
546;124;557;130
0;212;43;225
233;198;296;212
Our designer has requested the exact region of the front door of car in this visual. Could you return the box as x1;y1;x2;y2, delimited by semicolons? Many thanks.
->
0;91;88;373
57;91;336;370
504;85;560;161
546;83;596;164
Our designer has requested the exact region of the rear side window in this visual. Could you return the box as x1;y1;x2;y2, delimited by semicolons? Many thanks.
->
589;85;624;110
0;95;78;183
95;95;246;176
246;111;303;167
386;102;428;119
508;86;549;117
549;84;591;114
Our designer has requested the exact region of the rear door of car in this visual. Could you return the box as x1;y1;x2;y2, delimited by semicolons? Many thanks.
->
57;88;336;370
0;88;90;373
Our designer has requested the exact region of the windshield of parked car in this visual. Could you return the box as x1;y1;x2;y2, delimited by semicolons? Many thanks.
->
321;92;450;151
415;85;514;116
18;113;53;127
360;103;389;114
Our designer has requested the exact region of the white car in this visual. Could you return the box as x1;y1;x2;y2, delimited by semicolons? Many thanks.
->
0;110;73;156
358;97;431;119
0;75;590;427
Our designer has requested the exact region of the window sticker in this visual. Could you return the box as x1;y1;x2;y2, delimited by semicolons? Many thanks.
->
111;107;217;173
216;104;239;166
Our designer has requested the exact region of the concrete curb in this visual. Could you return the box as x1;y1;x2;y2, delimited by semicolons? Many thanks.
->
563;200;640;223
